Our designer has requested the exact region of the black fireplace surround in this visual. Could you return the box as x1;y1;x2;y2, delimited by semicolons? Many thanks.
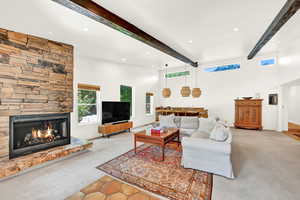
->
9;113;71;159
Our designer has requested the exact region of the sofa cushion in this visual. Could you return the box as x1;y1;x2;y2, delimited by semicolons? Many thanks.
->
198;117;216;134
210;123;228;142
190;131;210;139
159;114;176;128
180;117;199;129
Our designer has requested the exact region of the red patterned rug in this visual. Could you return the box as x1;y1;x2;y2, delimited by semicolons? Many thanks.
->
97;144;213;200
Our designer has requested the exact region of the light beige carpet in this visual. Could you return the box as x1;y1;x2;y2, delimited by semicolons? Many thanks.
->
0;128;300;200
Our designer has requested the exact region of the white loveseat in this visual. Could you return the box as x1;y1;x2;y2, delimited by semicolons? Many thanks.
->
159;115;235;179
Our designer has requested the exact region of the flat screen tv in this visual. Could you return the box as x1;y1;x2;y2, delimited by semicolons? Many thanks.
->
102;101;130;124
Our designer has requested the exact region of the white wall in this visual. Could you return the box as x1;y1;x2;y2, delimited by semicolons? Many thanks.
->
159;54;280;130
278;38;300;85
71;55;159;139
277;37;300;130
287;86;300;125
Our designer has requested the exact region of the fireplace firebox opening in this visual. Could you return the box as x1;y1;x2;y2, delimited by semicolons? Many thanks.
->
9;113;71;159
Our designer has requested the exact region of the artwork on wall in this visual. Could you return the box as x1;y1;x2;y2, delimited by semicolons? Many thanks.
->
269;94;278;105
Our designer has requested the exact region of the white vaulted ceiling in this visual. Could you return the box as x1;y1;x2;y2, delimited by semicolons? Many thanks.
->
0;0;299;68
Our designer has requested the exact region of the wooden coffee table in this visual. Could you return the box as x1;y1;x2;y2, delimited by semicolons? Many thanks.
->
134;128;180;161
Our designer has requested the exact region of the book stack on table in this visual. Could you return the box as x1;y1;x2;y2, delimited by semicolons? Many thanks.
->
150;127;165;136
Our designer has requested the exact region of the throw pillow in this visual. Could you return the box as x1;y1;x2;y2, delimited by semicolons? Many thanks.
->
159;114;176;128
181;128;197;137
174;116;181;128
209;123;229;142
198;117;216;134
224;127;232;144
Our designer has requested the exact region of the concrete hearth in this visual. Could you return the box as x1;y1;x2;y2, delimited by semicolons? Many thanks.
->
0;138;92;179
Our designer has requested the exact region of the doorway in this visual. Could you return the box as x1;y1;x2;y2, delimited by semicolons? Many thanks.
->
280;78;300;141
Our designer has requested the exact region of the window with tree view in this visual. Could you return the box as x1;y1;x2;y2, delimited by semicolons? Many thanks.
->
120;85;132;116
78;89;98;124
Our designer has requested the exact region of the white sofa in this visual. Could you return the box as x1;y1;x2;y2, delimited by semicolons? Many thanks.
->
159;115;235;179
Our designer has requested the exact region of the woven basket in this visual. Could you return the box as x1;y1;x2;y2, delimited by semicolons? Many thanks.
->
162;88;171;98
181;86;191;97
192;88;202;98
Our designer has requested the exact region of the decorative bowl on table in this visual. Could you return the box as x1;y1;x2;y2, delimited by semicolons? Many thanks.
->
242;97;253;100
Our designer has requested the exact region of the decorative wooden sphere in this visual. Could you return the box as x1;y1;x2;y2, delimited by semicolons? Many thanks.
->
162;88;171;98
192;88;202;98
181;86;191;97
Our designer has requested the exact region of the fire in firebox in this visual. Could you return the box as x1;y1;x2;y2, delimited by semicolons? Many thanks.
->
21;122;61;147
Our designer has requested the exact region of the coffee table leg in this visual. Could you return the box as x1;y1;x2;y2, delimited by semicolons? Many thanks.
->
177;134;180;146
162;145;165;161
134;137;137;154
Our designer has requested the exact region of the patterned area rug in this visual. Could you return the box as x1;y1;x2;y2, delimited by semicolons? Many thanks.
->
97;144;212;200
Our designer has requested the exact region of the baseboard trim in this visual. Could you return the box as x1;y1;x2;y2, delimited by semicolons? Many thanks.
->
132;122;156;130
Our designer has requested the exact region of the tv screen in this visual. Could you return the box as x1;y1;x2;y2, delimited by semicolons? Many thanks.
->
102;101;130;124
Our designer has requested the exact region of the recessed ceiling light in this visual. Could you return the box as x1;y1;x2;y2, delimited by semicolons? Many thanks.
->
188;40;193;44
279;57;292;65
233;27;239;32
121;58;127;62
83;27;89;32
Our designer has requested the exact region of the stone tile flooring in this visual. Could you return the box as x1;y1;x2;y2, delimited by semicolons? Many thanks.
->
66;175;159;200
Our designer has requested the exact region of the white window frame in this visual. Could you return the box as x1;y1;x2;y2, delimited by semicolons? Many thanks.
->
77;89;100;125
146;94;154;115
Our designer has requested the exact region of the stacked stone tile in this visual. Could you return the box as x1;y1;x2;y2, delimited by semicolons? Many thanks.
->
0;28;73;160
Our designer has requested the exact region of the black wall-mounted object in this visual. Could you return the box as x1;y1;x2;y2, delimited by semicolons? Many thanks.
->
269;94;278;105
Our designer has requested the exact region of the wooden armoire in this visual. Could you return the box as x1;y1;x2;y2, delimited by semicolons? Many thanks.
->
234;99;263;130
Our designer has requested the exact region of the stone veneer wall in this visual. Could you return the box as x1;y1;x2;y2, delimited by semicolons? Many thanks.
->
0;28;73;160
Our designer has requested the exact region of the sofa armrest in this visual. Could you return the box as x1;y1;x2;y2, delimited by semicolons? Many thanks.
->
182;137;231;155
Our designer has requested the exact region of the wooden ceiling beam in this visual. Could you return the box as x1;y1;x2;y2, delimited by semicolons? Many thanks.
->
51;0;198;67
248;0;300;60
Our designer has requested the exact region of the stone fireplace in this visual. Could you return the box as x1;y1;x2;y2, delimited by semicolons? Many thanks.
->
0;28;74;161
9;113;70;159
0;28;93;179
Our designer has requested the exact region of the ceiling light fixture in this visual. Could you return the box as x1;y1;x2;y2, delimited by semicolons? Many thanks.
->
233;28;239;32
83;27;89;32
162;64;171;98
121;58;127;62
188;40;193;44
181;64;191;97
279;57;292;65
192;68;202;98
